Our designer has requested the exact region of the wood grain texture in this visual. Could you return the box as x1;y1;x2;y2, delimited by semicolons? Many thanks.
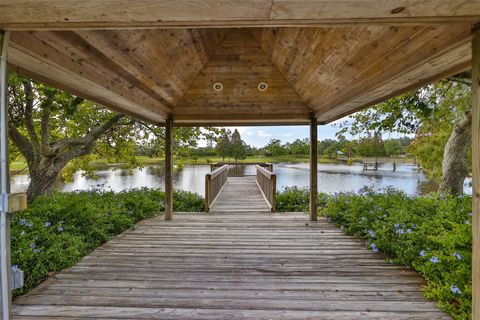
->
174;28;310;122
1;0;479;30
472;26;480;320
252;24;473;123
164;115;173;220
310;115;318;221
210;176;271;212
12;210;450;319
7;23;475;125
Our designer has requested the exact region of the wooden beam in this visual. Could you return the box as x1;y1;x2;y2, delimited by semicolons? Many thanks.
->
8;32;170;122
164;115;174;221
0;30;12;320
0;1;479;30
309;114;318;221
472;25;480;320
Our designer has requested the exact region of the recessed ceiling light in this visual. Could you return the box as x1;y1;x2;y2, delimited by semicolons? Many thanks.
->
213;82;223;91
258;82;268;91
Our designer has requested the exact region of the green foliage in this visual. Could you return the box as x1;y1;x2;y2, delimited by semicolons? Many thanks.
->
10;188;204;297
8;74;221;199
275;186;472;319
322;188;472;320
276;187;327;212
230;129;247;161
264;139;287;157
338;81;472;180
214;129;247;161
215;131;232;160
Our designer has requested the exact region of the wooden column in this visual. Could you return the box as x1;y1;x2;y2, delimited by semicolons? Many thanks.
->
310;114;318;221
472;26;480;320
164;115;173;221
0;30;11;320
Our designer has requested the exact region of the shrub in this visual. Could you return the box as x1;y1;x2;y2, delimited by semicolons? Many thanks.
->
10;188;204;297
276;186;327;212
322;187;472;320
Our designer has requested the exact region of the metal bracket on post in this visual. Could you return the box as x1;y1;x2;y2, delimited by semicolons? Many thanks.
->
0;193;9;213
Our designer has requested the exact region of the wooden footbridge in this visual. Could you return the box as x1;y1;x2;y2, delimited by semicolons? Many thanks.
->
11;165;450;319
1;1;479;318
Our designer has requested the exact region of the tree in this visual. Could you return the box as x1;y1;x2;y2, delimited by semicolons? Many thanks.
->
338;77;471;195
215;131;231;161
286;138;309;156
8;75;219;200
264;139;286;157
230;129;247;161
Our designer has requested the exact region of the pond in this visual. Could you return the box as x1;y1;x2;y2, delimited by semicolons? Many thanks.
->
11;162;462;196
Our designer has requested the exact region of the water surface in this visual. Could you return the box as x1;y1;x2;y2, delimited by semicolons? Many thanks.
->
11;162;449;196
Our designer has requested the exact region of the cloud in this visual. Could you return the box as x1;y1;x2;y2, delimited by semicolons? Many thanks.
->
282;132;293;137
256;130;272;138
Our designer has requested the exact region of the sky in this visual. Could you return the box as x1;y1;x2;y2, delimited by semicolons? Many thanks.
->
199;117;351;148
224;124;339;148
198;115;408;148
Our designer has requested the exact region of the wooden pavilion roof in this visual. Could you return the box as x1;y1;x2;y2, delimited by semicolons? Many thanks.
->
1;1;479;125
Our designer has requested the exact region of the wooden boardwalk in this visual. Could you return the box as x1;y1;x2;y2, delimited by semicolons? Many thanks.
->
12;178;449;319
210;176;271;212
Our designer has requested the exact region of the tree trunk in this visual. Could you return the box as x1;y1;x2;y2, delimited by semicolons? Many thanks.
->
439;111;472;195
26;158;63;201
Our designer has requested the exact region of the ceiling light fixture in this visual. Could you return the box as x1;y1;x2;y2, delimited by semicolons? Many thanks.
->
258;82;268;91
213;82;223;91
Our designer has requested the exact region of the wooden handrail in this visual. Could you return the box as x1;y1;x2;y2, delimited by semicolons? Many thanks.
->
211;162;273;176
256;165;276;212
205;164;228;212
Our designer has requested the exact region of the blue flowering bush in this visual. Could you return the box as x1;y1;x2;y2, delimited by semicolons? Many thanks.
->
321;187;472;320
276;186;328;212
10;188;204;297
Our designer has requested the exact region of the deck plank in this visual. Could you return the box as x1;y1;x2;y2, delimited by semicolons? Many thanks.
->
12;177;449;319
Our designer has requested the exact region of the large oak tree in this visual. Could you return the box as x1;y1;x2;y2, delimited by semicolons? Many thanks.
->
338;76;472;195
8;75;217;201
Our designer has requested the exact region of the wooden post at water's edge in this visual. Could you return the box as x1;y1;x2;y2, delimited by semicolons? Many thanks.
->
310;113;318;221
472;26;480;320
164;114;173;220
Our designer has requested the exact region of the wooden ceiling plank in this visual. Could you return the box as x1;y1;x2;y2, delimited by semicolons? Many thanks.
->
314;25;471;112
271;0;480;20
8;47;166;123
174;28;310;120
75;30;180;105
9;31;171;118
36;31;176;111
317;57;471;123
1;1;479;30
306;26;427;99
318;43;471;121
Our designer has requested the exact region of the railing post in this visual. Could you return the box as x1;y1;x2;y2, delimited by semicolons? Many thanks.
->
271;174;276;212
471;25;480;320
164;114;173;220
309;113;318;221
205;174;211;212
0;30;11;320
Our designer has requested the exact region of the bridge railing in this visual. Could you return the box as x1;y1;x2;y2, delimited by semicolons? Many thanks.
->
255;165;276;212
210;162;273;177
205;164;228;212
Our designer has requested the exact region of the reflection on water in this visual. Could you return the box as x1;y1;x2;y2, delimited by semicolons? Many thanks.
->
10;162;471;196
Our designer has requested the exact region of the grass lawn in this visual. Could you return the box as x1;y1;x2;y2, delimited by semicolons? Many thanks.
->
178;155;337;165
10;155;345;174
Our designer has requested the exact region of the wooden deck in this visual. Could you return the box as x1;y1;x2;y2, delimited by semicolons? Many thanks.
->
12;177;449;319
210;176;271;212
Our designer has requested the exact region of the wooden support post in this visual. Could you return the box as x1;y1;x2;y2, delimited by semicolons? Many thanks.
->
310;114;318;221
0;30;11;320
164;115;173;221
472;26;480;320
